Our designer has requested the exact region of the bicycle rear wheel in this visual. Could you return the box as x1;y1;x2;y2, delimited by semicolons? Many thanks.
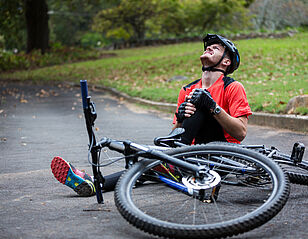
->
115;144;290;239
276;159;308;185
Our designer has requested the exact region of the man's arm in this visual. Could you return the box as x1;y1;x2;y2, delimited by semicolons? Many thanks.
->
213;108;248;142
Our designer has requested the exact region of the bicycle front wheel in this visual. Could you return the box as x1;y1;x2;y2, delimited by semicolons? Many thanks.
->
115;144;290;239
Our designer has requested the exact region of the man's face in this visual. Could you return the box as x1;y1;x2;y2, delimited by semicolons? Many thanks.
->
200;43;225;66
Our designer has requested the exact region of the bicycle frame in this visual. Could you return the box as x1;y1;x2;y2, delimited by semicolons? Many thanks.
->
80;80;211;203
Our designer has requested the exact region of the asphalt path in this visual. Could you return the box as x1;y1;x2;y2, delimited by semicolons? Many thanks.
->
0;81;307;239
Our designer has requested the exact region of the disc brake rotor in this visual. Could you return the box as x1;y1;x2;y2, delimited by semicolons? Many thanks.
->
182;170;221;195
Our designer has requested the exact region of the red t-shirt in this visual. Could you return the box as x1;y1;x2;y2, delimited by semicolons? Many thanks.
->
173;74;252;144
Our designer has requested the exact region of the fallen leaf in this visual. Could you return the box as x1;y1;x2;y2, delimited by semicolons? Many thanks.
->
40;89;48;96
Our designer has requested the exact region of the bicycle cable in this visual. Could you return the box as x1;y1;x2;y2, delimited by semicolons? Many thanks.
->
87;128;139;167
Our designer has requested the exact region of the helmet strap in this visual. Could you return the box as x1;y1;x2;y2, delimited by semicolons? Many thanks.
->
202;49;227;75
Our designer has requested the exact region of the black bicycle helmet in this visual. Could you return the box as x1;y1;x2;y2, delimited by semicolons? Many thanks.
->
202;33;240;75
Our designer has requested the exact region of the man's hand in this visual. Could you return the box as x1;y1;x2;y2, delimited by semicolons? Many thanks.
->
175;102;196;123
188;89;216;112
175;102;188;123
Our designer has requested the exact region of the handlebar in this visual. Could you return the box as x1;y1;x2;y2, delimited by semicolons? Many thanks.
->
80;80;88;110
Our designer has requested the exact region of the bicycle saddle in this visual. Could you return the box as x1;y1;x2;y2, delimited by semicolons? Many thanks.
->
153;128;185;147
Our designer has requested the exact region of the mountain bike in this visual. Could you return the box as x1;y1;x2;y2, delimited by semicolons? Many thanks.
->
80;80;306;239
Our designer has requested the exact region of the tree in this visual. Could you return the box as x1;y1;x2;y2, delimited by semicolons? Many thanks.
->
92;0;251;43
190;0;250;32
47;0;110;46
0;0;49;53
148;0;188;38
25;0;49;53
92;0;159;42
0;0;108;52
249;0;308;31
0;0;27;51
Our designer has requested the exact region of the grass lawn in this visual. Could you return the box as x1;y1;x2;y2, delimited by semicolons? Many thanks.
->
1;32;307;114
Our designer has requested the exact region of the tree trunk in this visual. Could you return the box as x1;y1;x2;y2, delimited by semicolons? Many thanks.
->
25;0;49;54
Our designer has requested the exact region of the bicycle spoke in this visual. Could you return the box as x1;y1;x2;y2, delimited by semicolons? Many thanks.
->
200;202;209;224
211;196;223;222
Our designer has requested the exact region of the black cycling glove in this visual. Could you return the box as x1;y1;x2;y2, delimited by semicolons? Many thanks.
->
175;102;188;123
189;88;216;112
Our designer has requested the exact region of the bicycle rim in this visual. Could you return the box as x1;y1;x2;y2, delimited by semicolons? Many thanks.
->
115;144;290;239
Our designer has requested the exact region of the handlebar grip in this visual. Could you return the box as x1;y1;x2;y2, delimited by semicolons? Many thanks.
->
80;80;88;109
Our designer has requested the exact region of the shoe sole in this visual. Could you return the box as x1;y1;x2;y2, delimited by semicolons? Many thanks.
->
51;156;94;197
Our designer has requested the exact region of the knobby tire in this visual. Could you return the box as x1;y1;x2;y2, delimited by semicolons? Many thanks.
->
114;144;290;239
276;160;308;185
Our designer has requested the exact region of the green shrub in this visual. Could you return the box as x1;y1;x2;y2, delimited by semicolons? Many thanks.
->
80;32;110;48
0;44;110;72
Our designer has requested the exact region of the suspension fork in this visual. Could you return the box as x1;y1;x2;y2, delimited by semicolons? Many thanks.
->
81;80;104;204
